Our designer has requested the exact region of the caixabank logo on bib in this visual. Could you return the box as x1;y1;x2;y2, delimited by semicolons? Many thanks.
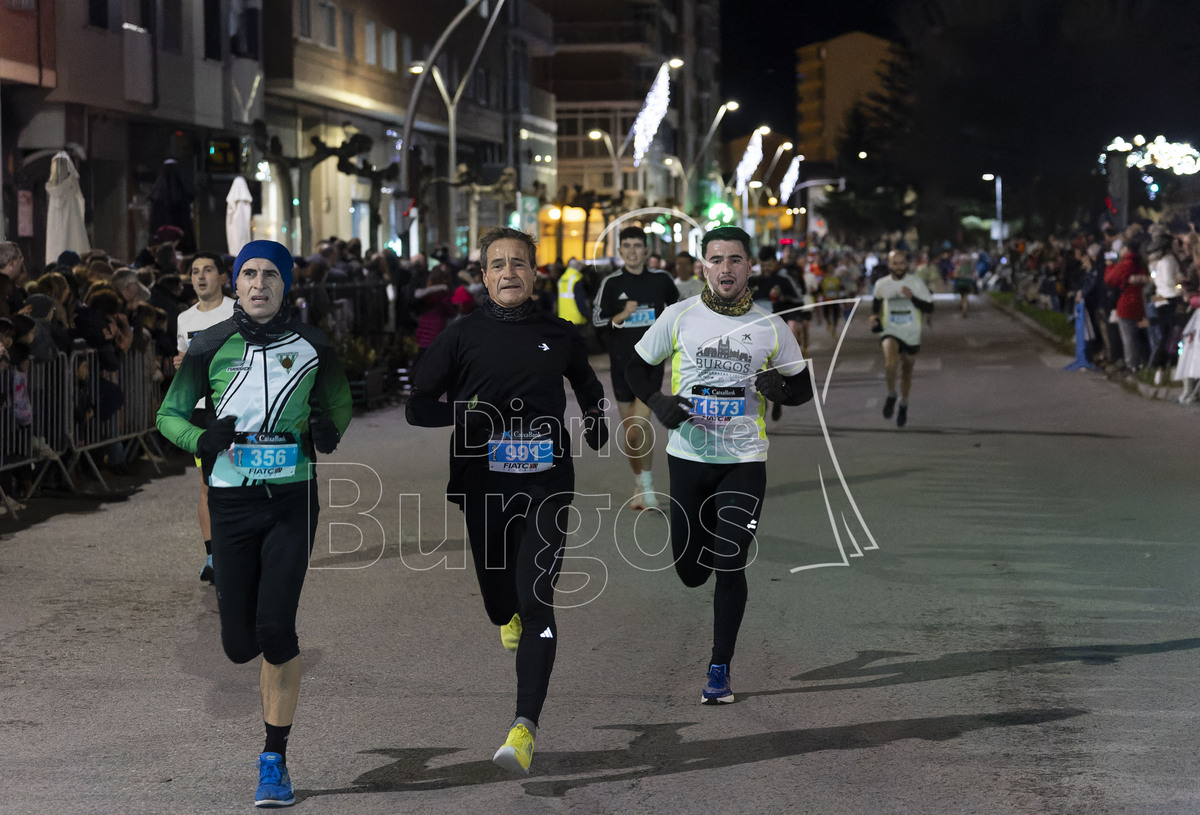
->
694;335;753;376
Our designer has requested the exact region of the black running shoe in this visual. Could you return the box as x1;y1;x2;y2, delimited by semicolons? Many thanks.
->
882;394;897;419
897;404;908;428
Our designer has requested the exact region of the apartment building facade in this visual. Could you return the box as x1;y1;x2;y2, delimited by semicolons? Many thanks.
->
533;0;721;261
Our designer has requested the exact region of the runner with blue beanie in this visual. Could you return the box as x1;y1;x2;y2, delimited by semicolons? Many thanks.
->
158;239;351;807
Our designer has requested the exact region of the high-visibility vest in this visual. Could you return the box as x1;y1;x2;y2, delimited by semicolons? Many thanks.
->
557;267;587;324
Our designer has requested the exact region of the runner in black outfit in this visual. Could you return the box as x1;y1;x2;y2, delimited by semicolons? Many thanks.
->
592;226;679;510
405;226;608;775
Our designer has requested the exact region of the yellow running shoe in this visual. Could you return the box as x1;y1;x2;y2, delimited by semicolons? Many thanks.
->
492;723;535;775
500;613;522;651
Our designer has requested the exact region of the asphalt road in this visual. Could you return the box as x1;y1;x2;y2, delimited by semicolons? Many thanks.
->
3;294;1199;814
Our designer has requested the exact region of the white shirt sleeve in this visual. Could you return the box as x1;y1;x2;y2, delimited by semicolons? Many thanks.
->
634;304;675;365
768;315;807;375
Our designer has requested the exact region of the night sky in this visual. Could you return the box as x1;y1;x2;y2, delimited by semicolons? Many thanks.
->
718;0;901;139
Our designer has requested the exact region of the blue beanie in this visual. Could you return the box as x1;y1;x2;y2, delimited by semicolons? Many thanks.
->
232;240;294;295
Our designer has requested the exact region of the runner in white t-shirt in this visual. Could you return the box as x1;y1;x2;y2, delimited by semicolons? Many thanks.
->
870;249;933;428
626;225;812;705
175;251;235;583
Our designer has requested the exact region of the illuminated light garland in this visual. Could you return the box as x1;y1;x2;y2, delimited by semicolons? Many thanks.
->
778;156;801;202
1103;135;1200;175
735;130;764;196
632;64;671;168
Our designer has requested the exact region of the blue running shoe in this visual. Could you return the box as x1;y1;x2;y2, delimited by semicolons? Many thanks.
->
701;663;734;704
255;752;294;808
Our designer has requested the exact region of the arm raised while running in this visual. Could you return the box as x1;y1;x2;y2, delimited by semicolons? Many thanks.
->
404;330;455;428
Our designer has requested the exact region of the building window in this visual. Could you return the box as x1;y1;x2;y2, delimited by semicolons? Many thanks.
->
364;20;376;65
161;0;182;52
315;1;336;48
126;0;154;31
342;10;354;58
231;1;260;59
470;67;487;104
380;27;397;72
402;35;412;67
87;0;107;27
298;0;311;38
203;0;221;60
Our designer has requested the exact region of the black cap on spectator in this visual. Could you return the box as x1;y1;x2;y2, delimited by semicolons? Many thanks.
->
12;314;35;338
56;250;82;268
25;294;55;320
9;341;31;367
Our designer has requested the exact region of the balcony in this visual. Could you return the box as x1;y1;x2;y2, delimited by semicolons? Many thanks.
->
549;76;665;104
555;21;660;52
526;85;554;120
513;0;554;56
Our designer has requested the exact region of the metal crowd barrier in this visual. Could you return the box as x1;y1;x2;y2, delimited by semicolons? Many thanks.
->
1;351;76;517
67;346;165;492
0;347;165;517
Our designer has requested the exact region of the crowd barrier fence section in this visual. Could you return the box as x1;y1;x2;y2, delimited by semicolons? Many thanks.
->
1;351;76;517
1;347;165;516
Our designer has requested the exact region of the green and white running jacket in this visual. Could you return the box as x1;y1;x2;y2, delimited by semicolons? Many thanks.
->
156;318;352;488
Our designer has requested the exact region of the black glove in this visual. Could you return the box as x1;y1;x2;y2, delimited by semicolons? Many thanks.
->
646;392;692;430
460;404;498;451
309;415;341;454
755;369;789;404
582;407;609;451
195;415;237;461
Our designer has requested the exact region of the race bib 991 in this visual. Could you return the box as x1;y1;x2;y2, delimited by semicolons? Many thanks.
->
487;432;554;473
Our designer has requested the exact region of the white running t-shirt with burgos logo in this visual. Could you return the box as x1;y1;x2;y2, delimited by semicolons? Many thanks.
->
634;296;806;463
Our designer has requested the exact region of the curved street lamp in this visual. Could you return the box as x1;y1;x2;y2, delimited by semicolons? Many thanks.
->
686;100;738;181
663;155;689;212
589;129;622;201
398;0;507;254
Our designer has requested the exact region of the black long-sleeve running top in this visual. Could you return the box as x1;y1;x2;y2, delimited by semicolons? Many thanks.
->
406;306;605;500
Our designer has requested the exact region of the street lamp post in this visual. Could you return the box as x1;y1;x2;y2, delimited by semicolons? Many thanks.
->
398;0;506;256
982;173;1003;255
734;126;769;232
589;128;623;258
589;128;622;203
686;100;738;183
663;155;688;211
762;141;793;194
410;62;458;250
